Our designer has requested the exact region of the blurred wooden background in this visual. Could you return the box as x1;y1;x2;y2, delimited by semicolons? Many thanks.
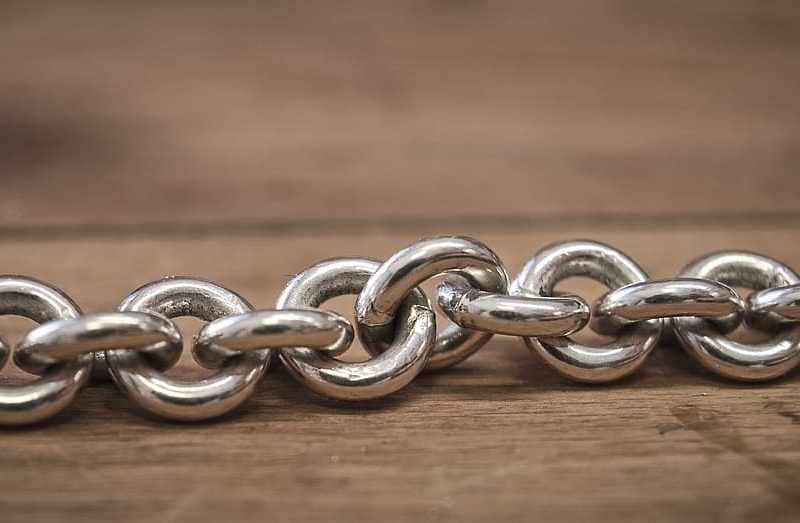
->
0;2;799;522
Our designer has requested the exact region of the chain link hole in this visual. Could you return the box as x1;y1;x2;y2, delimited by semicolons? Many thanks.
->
166;317;218;379
305;277;439;364
314;295;370;363
0;316;43;383
727;286;773;344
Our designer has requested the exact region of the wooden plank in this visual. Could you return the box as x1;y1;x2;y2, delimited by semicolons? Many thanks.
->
0;227;798;522
2;2;799;521
1;1;799;227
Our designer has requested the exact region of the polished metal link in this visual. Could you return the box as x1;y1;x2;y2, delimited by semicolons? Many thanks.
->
747;283;800;325
3;237;800;426
278;257;435;401
436;280;590;337
0;276;92;426
0;337;8;371
355;236;508;370
193;308;354;369
591;278;745;335
672;251;800;381
15;311;182;380
511;240;662;383
107;278;272;421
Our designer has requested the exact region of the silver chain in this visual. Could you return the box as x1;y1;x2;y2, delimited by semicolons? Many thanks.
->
2;236;799;425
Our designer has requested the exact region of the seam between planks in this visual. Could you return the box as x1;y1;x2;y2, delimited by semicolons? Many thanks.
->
0;211;799;242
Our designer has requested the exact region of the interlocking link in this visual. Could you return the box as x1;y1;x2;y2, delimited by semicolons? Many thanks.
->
0;276;92;426
193;309;354;369
2;237;800;425
107;278;272;421
511;240;662;383
591;278;744;335
672;252;800;381
15;311;182;378
355;236;508;370
747;283;800;325
436;280;590;337
278;257;435;401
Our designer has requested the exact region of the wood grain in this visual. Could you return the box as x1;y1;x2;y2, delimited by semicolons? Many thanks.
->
1;2;799;522
0;228;798;523
0;1;799;227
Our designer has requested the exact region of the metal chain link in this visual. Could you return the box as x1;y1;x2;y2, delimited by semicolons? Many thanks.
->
1;236;799;425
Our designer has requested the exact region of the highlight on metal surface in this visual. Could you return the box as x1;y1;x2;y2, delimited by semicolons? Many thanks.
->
1;236;800;426
436;280;589;337
15;311;183;377
747;283;800;324
278;257;436;401
591;278;744;335
0;276;92;426
672;251;800;381
355;236;508;370
106;278;272;421
193;308;354;369
512;240;662;383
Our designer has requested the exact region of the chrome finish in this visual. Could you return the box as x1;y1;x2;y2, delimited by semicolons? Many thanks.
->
592;278;744;335
107;278;271;421
4;237;800;426
747;284;800;325
278;258;436;401
512;241;662;383
15;311;182;377
673;251;800;381
355;236;507;370
436;280;590;337
193;309;354;368
0;337;8;370
0;276;92;426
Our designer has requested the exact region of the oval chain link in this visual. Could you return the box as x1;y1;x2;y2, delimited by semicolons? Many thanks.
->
672;252;800;381
354;236;509;370
193;309;354;369
591;278;745;335
107;278;273;421
436;280;589;337
2;237;800;425
15;311;183;377
511;240;662;383
0;276;92;426
747;283;800;325
278;257;436;401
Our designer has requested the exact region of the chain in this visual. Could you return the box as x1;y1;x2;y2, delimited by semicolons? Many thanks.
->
1;236;799;425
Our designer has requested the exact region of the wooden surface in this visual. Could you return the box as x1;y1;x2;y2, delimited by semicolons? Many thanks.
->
1;2;799;522
2;1;800;229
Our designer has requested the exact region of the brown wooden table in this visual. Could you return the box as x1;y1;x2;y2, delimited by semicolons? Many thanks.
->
1;2;799;522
